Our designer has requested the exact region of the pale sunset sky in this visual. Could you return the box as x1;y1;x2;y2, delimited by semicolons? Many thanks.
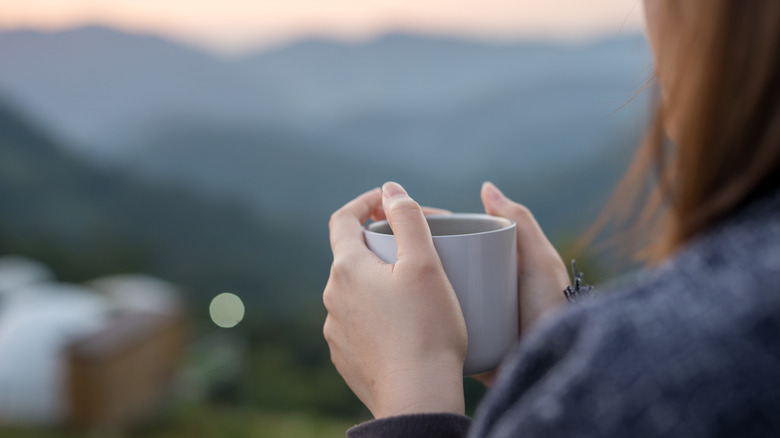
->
0;0;645;54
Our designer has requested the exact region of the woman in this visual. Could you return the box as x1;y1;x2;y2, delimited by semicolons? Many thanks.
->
324;1;780;436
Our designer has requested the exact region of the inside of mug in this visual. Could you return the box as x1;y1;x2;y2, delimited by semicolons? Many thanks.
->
366;215;512;236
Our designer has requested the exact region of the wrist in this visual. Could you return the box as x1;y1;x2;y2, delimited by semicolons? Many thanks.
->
372;359;465;419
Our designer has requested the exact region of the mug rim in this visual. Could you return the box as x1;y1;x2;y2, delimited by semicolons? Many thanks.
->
364;213;516;238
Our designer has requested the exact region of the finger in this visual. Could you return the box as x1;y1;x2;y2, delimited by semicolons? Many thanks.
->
370;205;386;221
480;182;550;246
371;205;452;221
422;207;453;216
471;370;497;388
329;187;382;256
381;181;438;264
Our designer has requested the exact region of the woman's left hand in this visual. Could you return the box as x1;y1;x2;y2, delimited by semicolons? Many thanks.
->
323;182;468;419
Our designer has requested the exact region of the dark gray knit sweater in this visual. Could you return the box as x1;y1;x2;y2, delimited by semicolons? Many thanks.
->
348;188;780;437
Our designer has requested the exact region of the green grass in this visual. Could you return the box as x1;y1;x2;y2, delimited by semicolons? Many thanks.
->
0;403;361;438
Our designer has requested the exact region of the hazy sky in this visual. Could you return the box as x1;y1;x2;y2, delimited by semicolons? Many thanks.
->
0;0;645;54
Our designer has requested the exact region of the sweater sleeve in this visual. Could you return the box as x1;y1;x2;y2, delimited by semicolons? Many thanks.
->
346;413;472;438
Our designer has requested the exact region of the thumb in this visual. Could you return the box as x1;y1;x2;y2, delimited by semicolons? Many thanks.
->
481;181;548;246
382;181;438;264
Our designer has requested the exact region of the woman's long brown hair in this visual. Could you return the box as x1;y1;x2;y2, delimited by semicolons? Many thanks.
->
598;1;780;262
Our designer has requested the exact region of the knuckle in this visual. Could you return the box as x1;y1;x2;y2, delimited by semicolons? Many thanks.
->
389;197;422;215
322;318;333;342
322;286;334;310
329;256;351;280
510;203;533;221
413;257;443;278
329;251;363;283
328;264;346;285
328;209;345;229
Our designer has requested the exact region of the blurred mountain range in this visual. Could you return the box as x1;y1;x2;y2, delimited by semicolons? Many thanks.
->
0;26;653;318
0;25;651;222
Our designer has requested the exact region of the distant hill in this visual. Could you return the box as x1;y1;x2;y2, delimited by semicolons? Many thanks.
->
0;26;286;155
0;98;326;321
118;111;639;246
0;26;651;277
0;26;651;161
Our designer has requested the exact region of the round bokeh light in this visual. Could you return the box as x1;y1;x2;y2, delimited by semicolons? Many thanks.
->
209;292;245;328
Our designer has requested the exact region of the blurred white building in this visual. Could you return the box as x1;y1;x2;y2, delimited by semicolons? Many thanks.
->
0;259;109;425
88;274;183;316
0;256;185;429
0;256;54;296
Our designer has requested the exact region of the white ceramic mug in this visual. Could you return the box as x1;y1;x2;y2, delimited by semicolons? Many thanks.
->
364;213;518;375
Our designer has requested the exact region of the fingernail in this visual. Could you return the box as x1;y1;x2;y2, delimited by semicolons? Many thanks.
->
483;181;505;202
382;181;408;199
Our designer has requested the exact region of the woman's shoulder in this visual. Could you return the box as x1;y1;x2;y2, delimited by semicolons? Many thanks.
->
471;189;780;437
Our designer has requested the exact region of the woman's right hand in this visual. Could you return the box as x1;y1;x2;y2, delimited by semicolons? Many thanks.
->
323;183;468;419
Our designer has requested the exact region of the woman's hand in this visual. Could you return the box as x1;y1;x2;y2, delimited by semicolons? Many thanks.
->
323;182;468;419
475;182;570;387
482;182;569;334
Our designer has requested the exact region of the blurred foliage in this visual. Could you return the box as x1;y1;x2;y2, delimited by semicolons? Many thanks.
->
1;403;357;438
